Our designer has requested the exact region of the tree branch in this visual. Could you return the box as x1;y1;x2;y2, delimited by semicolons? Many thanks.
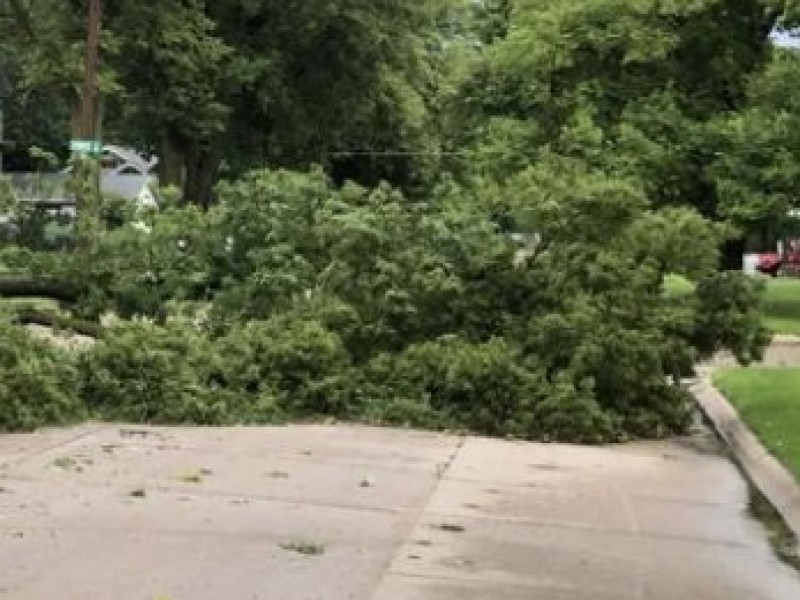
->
0;276;82;304
14;308;103;338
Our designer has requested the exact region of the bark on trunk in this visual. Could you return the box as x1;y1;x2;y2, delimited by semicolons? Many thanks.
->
721;237;746;271
14;309;103;338
182;142;218;208
0;277;82;304
159;132;185;191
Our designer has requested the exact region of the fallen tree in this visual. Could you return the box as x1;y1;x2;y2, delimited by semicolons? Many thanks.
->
13;308;103;339
0;275;83;304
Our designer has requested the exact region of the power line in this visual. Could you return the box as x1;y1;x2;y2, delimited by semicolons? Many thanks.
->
328;150;471;158
328;147;545;158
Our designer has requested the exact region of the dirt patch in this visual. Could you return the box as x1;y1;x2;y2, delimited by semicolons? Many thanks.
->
25;324;94;352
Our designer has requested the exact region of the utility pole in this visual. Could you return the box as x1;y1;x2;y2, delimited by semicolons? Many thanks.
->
0;72;6;174
73;0;103;257
74;0;102;154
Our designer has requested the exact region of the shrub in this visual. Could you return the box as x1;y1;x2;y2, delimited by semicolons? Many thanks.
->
358;336;646;443
80;207;216;321
210;171;529;356
214;316;353;417
0;323;84;432
77;321;228;424
519;290;696;440
1;166;772;443
529;378;615;444
692;271;771;364
360;337;543;437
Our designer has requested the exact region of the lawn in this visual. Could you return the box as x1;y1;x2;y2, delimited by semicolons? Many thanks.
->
762;279;800;335
715;368;800;481
664;276;800;335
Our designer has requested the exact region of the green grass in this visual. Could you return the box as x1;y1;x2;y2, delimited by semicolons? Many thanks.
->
762;279;800;335
664;275;800;335
714;368;800;481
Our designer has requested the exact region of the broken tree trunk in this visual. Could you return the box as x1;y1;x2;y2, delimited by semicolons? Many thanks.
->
0;276;83;304
13;309;103;338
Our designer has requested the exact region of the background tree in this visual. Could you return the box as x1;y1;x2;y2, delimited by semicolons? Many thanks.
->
711;48;800;247
2;0;451;202
0;0;80;168
452;0;783;266
0;0;783;439
100;0;452;203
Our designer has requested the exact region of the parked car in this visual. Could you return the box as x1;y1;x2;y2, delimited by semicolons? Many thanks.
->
756;243;800;277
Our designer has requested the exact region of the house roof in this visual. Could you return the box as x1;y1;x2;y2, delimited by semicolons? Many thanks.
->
7;145;159;206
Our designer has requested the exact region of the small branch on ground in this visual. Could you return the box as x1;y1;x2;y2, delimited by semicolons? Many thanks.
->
14;309;103;339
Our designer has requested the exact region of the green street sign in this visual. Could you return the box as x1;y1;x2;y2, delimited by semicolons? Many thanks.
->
70;139;102;156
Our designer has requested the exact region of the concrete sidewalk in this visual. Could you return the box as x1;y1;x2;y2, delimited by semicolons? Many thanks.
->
1;425;799;599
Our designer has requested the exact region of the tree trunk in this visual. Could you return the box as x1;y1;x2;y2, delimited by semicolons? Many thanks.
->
182;141;218;208
0;276;82;304
14;309;103;338
721;237;745;271
159;132;185;191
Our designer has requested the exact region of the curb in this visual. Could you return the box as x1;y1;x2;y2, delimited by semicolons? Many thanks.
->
692;372;800;541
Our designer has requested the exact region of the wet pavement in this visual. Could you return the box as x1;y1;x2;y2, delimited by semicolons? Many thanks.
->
1;424;799;599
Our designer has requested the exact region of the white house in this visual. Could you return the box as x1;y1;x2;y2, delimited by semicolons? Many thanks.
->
6;144;159;209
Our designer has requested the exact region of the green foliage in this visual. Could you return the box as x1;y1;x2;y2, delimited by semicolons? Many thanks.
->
2;163;774;442
205;167;768;441
3;0;794;442
75;315;349;426
213;316;352;417
455;0;778;231
77;321;228;424
80;205;214;320
0;323;83;432
0;178;73;251
2;152;780;442
711;49;800;230
761;278;800;335
692;272;771;364
482;155;757;438
529;379;616;445
2;0;446;200
209;169;529;355
359;337;539;436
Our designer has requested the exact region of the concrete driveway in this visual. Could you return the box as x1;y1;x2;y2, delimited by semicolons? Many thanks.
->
1;424;798;600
